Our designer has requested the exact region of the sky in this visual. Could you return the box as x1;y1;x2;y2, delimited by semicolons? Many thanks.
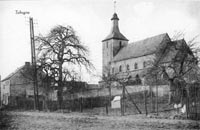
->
0;0;200;83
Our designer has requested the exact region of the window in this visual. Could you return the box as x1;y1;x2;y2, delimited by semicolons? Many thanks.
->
143;61;146;68
112;67;114;74
119;41;122;48
119;65;122;72
106;42;108;48
135;74;141;84
134;63;138;69
126;64;130;71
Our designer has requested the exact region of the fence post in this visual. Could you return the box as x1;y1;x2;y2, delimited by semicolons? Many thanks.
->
186;88;189;119
80;97;83;112
121;84;125;116
150;86;155;113
195;84;197;120
156;85;158;115
106;102;108;115
144;90;148;116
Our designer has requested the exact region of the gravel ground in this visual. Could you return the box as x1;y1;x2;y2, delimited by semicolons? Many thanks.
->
1;111;200;130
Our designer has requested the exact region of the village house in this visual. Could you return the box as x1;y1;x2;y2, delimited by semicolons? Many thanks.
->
0;62;100;109
0;62;44;107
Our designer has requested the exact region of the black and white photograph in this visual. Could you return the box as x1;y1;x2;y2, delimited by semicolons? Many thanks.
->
0;0;200;129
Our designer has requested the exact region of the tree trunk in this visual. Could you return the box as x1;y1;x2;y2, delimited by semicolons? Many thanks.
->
144;90;148;116
108;85;112;106
168;79;174;104
57;87;63;110
58;63;63;110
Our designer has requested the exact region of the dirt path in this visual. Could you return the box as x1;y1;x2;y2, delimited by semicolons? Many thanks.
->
2;111;200;130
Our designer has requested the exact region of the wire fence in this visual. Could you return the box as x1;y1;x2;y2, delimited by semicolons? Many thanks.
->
3;83;200;120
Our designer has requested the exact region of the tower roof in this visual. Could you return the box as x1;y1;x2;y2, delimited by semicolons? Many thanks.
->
102;13;128;42
111;13;119;20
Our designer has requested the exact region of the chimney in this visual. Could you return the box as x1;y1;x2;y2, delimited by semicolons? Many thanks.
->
25;62;31;67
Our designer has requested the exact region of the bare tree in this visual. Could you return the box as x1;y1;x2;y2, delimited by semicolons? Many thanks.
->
36;25;94;109
145;33;200;104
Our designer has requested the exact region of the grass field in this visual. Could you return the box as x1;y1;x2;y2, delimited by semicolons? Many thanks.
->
0;110;199;130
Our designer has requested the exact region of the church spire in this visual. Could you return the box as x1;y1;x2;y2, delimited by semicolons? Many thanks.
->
114;0;116;13
102;12;128;42
102;0;128;42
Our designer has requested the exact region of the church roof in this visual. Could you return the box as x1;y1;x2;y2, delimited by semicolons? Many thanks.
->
111;13;119;20
112;33;171;62
102;30;128;42
102;13;128;42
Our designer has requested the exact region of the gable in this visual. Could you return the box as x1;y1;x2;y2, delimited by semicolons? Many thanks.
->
112;33;171;62
159;39;193;64
2;66;24;82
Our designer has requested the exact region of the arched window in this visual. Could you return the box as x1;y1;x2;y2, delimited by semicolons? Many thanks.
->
119;65;122;72
112;67;114;74
126;64;130;71
134;63;138;69
143;61;146;68
119;41;122;48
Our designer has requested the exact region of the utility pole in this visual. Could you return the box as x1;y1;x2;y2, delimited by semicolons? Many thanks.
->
0;75;1;108
29;17;39;110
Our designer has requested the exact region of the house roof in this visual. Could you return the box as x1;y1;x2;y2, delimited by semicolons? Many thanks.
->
112;33;171;62
1;66;24;82
102;13;128;42
1;62;31;82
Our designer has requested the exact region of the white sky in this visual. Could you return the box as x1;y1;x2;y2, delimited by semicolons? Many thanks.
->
0;0;200;83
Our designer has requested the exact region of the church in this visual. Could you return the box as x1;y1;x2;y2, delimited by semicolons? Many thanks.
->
102;12;188;83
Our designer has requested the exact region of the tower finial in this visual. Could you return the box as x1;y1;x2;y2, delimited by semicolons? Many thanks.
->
114;0;116;13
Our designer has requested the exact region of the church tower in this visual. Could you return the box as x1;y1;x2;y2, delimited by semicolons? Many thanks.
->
102;13;128;76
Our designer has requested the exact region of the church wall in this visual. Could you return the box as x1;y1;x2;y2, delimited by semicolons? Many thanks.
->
111;54;155;75
70;85;169;98
102;40;113;75
112;40;128;57
102;39;128;76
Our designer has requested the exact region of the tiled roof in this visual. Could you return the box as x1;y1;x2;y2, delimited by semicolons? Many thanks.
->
112;33;171;62
102;30;128;42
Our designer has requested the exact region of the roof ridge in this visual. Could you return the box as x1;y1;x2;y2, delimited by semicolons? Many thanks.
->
129;33;168;44
113;33;170;62
1;65;25;82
